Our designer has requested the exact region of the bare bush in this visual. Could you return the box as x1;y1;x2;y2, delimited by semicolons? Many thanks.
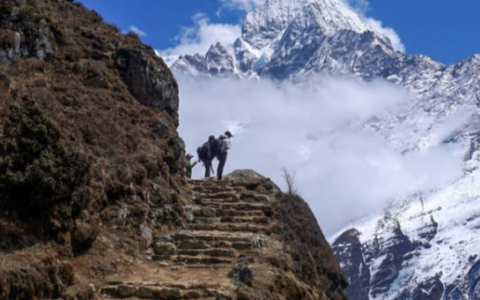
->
281;167;299;197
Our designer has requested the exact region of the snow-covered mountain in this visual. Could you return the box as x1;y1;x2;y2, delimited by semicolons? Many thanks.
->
171;0;399;79
169;0;480;299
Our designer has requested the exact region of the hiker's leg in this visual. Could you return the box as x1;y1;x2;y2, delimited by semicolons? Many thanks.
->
217;152;228;180
204;160;211;177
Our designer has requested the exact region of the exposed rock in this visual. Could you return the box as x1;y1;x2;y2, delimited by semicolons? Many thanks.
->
410;275;444;300
118;285;136;298
115;48;179;125
368;223;415;297
230;262;254;286
467;260;480;299
201;207;216;217
183;205;194;222
332;229;370;300
152;242;177;255
140;223;154;248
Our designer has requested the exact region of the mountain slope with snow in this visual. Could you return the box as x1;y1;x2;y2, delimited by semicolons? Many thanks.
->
168;0;480;299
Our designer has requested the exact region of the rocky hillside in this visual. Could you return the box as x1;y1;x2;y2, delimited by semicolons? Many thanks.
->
0;1;347;299
100;170;347;300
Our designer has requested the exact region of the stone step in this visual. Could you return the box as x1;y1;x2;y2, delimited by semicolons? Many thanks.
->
218;203;271;212
152;254;233;265
192;186;236;193
191;223;269;234
175;255;233;265
183;264;231;270
188;180;231;187
172;231;265;244
192;185;243;193
192;204;271;217
195;201;264;210
220;216;270;224
191;217;213;225
101;285;182;299
196;199;241;206
215;209;265;217
198;191;239;199
190;216;270;226
239;193;271;203
177;248;235;257
101;284;229;299
205;195;269;204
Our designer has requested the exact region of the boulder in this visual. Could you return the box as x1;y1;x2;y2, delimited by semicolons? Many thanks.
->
230;263;254;286
224;170;281;193
152;242;177;255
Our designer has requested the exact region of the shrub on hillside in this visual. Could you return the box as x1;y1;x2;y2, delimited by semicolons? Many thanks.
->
0;97;92;224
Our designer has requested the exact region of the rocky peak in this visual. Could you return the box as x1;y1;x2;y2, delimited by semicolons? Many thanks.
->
204;42;237;76
242;0;375;50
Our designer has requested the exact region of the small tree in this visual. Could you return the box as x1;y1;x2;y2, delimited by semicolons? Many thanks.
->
281;167;299;197
0;97;91;222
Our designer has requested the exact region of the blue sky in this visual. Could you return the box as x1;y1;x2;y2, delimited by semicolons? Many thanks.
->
77;0;480;65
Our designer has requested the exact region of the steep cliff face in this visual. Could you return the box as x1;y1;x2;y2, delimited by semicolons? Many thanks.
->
0;1;346;300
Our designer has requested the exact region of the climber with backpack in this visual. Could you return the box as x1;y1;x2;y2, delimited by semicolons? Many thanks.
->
216;131;233;181
197;135;218;178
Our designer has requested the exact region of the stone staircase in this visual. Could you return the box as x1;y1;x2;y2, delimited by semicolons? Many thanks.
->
99;178;276;300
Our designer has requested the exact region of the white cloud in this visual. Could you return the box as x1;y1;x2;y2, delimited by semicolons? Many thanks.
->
177;75;464;235
218;0;265;12
158;14;241;65
129;25;146;37
344;0;370;14
366;18;406;53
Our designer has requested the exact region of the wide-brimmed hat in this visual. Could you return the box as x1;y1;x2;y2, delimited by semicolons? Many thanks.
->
186;154;193;159
225;131;233;138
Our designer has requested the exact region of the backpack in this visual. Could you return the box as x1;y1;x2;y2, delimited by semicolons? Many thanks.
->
197;142;211;162
218;136;231;153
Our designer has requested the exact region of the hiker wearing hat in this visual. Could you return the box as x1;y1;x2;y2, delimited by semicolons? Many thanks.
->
185;154;197;179
197;135;217;178
216;131;233;181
